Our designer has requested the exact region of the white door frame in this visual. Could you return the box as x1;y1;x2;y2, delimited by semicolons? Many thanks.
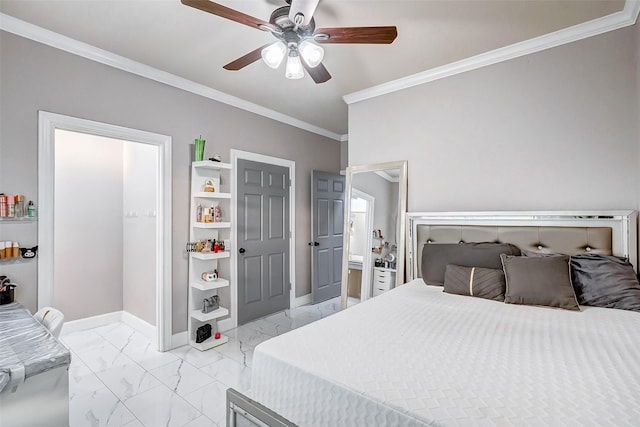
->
37;111;173;351
228;149;295;330
350;188;375;302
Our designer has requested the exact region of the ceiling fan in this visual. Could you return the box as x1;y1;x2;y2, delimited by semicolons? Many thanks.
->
181;0;398;83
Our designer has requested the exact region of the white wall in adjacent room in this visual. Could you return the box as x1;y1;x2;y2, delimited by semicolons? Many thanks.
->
122;141;157;326
53;129;124;321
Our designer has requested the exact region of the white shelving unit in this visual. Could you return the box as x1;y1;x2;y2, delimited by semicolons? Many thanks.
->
187;160;232;351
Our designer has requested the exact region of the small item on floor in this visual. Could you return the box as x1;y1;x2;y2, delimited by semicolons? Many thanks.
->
196;324;212;343
215;332;221;340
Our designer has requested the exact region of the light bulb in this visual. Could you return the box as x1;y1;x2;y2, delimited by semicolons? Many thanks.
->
298;40;324;68
285;48;304;80
261;42;287;69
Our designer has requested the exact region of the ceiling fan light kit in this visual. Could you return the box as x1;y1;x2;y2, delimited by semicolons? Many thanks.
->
181;0;398;84
261;41;287;69
285;46;305;80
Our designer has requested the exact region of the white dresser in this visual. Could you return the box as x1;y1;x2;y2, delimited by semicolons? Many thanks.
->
372;267;396;297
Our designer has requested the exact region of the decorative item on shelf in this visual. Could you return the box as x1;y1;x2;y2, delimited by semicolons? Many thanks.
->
218;241;225;251
214;240;220;253
0;194;6;217
0;275;17;305
203;179;215;193
373;229;384;239
0;241;17;260
194;136;206;162
195;324;212;343
15;195;25;218
213;205;222;222
214;332;221;340
27;201;36;218
196;205;204;222
20;246;38;259
203;206;213;223
202;295;220;313
209;154;222;162
200;270;219;282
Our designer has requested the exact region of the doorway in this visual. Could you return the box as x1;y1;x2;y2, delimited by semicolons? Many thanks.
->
38;112;172;351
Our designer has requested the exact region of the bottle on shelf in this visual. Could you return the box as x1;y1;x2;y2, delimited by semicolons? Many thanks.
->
12;242;19;258
15;195;25;218
6;196;15;218
0;194;6;217
196;204;203;222
27;201;36;218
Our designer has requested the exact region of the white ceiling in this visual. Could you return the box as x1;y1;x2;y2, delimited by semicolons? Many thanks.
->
0;0;625;137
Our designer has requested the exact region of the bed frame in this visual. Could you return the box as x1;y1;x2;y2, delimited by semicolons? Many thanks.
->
407;210;637;280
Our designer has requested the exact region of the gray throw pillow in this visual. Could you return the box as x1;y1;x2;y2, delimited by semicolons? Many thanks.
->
422;242;520;286
501;254;580;311
443;265;506;301
570;254;640;312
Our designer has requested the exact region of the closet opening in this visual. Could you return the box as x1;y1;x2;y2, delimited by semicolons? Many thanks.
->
38;112;172;351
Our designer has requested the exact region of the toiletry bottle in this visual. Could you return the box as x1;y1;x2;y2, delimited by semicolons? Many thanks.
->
27;201;36;218
0;242;5;260
0;194;6;217
6;196;15;218
196;205;203;222
15;195;24;218
12;242;19;259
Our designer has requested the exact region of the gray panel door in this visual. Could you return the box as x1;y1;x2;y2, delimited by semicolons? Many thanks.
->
311;171;345;304
237;159;290;324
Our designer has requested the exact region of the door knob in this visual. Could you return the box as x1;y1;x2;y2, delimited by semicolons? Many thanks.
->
239;248;246;254
308;242;319;246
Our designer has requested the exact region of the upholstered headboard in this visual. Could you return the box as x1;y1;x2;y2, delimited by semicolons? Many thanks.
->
406;211;638;280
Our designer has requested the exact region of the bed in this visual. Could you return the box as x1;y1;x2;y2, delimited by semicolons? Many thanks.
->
245;211;640;426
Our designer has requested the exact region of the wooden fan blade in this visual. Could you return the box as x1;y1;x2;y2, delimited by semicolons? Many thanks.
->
181;0;275;31
302;61;331;84
223;44;270;71
314;26;398;44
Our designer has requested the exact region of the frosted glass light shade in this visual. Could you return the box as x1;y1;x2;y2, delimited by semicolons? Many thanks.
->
285;51;304;79
261;42;287;69
299;40;324;68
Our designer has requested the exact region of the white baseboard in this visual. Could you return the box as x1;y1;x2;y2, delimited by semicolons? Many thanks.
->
61;310;156;348
171;331;188;349
295;293;312;307
60;311;122;336
217;318;233;332
121;311;156;347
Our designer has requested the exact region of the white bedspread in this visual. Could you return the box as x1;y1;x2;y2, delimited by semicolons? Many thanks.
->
251;279;640;426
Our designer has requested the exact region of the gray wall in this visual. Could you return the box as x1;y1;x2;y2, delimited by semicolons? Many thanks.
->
349;24;639;213
0;31;340;334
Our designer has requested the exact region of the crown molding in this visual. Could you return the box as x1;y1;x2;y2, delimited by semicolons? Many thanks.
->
344;0;640;105
0;13;344;142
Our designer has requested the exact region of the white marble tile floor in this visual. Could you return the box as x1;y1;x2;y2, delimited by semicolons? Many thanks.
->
61;296;342;426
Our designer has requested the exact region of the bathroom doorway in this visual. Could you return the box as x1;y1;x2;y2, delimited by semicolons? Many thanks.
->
38;112;172;351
